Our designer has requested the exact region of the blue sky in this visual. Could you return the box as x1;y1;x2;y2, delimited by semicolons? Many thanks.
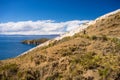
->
0;0;120;22
0;0;120;35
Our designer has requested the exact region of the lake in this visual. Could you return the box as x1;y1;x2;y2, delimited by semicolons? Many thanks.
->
0;35;58;60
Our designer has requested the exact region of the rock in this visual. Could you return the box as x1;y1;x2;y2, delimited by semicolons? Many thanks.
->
22;38;49;45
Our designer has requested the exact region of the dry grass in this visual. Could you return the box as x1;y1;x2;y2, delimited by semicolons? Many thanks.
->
0;34;120;80
0;11;120;80
87;11;120;37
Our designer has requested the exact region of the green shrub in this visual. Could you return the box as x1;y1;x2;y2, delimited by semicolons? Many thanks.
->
90;35;108;41
98;68;110;80
0;63;18;73
111;37;120;52
71;52;100;70
91;35;97;40
111;37;120;44
79;52;99;69
111;38;118;43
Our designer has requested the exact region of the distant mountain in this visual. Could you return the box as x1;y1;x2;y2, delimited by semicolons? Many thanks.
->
0;9;120;80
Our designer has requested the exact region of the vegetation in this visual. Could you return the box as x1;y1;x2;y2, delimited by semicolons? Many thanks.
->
0;10;120;80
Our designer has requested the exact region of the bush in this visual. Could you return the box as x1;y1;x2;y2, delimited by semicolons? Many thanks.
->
80;34;90;39
0;63;18;74
90;35;108;41
111;38;120;52
0;63;18;79
111;38;120;43
45;72;60;80
71;52;100;70
24;69;40;80
98;68;110;80
91;35;97;40
34;59;40;65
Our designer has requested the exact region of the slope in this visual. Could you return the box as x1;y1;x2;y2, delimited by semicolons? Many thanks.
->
0;9;120;80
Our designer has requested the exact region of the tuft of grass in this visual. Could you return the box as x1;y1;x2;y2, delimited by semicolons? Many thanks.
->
111;37;120;52
45;72;60;80
101;35;108;41
98;68;110;80
0;63;18;73
0;63;18;80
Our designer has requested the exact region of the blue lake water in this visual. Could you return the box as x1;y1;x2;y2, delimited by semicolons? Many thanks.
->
0;35;58;60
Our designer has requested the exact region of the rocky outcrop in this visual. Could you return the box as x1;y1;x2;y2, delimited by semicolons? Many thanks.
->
22;38;49;45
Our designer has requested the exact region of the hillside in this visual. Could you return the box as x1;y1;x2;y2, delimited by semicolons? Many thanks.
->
87;9;120;37
0;9;120;80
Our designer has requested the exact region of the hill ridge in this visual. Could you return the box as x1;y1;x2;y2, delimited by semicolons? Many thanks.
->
19;9;120;56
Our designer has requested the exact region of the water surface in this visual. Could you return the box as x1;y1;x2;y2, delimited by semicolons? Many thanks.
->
0;35;58;60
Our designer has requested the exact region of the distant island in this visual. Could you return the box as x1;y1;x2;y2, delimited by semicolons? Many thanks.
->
22;38;49;45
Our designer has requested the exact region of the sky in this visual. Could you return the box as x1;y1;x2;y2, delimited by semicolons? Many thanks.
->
0;0;120;35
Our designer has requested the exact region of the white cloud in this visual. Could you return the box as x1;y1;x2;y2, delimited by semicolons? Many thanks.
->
0;20;90;35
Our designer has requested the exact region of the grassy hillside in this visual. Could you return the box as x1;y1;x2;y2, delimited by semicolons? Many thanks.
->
87;10;120;37
0;10;120;80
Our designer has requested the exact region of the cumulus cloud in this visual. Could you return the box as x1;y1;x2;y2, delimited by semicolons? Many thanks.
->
0;20;90;35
